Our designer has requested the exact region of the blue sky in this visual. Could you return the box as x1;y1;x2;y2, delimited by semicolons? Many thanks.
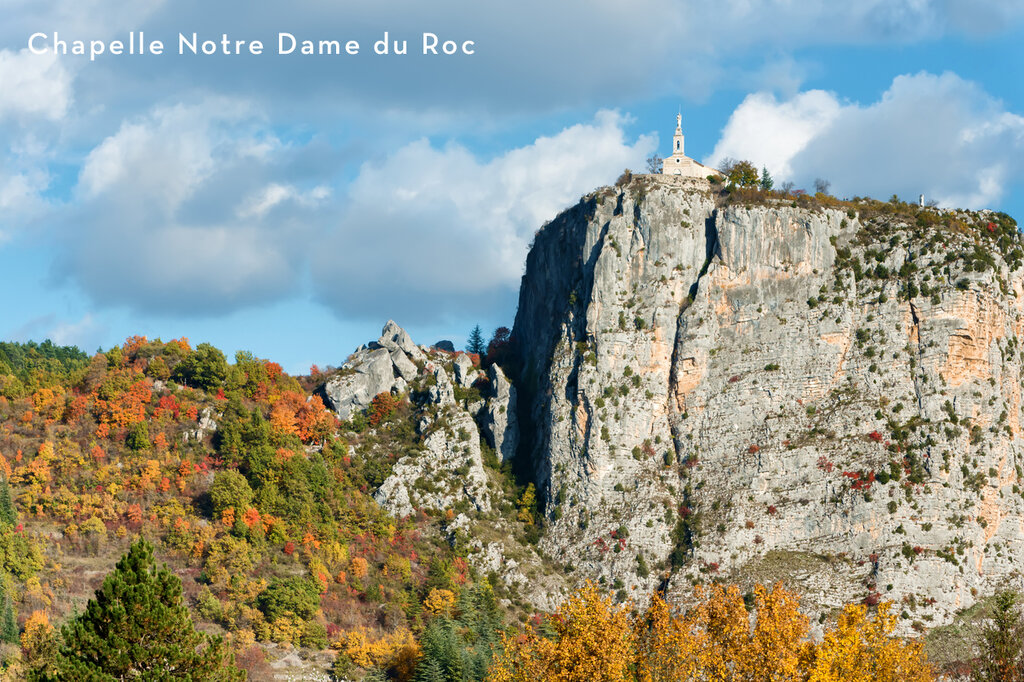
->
3;1;1024;374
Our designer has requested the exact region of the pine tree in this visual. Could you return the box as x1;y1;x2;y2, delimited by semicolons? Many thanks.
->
0;478;17;527
33;539;245;681
362;668;389;682
467;325;486;357
759;167;774;191
974;591;1024;682
419;618;466;681
414;658;447;682
0;574;17;644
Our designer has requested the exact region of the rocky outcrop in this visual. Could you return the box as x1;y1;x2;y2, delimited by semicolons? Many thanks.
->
322;321;424;420
453;354;475;387
374;409;491;517
428;366;456;407
483;364;518;463
512;174;1024;630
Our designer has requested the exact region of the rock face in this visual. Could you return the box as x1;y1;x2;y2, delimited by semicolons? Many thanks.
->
483;365;519;463
512;173;1024;630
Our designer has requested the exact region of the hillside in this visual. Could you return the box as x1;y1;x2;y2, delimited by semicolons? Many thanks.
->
0;173;1022;678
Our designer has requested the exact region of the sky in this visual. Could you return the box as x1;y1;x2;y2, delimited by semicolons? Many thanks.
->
2;0;1024;374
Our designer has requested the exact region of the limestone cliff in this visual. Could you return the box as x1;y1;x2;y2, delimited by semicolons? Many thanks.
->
512;173;1024;630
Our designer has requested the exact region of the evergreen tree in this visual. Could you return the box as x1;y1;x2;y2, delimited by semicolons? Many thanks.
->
414;658;447;682
973;591;1024;682
759;166;774;191
361;668;389;682
466;326;486;357
0;574;17;644
33;539;245;681
0;477;17;527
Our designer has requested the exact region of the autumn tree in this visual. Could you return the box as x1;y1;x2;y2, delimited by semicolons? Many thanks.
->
727;160;759;188
31;539;244;681
973;591;1024;682
488;583;932;682
806;602;932;682
488;582;634;682
485;327;511;368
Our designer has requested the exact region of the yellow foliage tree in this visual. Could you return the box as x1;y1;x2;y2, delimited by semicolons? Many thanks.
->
424;588;457;616
335;627;420;677
488;583;933;682
806;602;932;682
489;581;634;682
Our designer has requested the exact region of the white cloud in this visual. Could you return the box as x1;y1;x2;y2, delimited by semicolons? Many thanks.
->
706;90;841;178
237;183;330;219
56;99;332;314
0;49;72;121
48;313;105;348
312;110;655;320
707;72;1024;208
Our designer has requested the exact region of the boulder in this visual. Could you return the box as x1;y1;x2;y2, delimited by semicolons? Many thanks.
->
323;348;397;420
453;354;475;386
391;349;418;381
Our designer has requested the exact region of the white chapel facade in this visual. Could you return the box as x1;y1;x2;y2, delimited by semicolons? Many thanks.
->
661;113;722;179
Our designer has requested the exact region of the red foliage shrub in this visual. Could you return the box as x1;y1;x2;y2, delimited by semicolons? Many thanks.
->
368;392;402;426
748;444;760;454
868;430;883;442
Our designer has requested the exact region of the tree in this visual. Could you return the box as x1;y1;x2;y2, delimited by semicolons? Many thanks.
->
209;470;255;517
814;178;831;195
172;342;228;391
646;154;663;174
973;591;1024;682
760;166;774;191
807;602;932;682
727;160;759;188
257;576;321;622
34;539;244;681
488;582;634;682
0;478;17;527
486;582;933;682
485;327;511;368
467;326;486;357
0;573;17;644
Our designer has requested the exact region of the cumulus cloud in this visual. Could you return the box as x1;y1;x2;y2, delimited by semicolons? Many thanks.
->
4;0;1018;121
707;90;842;179
311;110;655;321
707;72;1024;208
0;49;72;121
54;100;336;314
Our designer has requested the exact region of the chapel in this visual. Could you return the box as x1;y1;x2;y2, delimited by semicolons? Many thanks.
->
661;113;722;179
